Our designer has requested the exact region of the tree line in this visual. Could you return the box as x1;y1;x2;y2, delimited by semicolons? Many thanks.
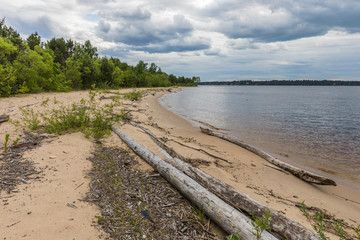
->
199;80;360;86
0;19;200;97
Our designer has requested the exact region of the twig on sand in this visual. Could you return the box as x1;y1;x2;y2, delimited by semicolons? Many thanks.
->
7;221;21;228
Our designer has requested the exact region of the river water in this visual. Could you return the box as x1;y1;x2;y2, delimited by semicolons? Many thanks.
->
159;86;360;189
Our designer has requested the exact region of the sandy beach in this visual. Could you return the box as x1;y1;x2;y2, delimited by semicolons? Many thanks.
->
1;88;359;239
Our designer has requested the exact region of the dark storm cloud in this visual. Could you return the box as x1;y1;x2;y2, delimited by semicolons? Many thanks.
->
139;39;210;53
102;8;152;21
97;20;111;33
97;12;197;51
200;0;360;42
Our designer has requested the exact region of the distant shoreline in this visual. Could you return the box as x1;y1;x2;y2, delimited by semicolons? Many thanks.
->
199;80;360;86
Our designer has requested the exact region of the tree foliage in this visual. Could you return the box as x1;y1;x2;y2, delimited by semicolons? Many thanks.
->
0;19;200;97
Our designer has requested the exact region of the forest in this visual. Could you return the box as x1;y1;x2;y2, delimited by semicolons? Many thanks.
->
0;19;200;97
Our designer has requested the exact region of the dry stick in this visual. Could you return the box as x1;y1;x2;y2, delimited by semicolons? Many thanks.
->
167;139;232;164
263;163;290;175
131;122;319;240
129;120;186;161
111;125;277;240
200;127;336;186
131;120;231;164
0;115;10;123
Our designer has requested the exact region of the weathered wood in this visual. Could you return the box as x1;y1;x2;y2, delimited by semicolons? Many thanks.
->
0;115;10;123
200;127;336;186
130;121;319;239
129;120;231;164
129;120;187;161
111;126;278;240
128;122;319;239
166;157;319;240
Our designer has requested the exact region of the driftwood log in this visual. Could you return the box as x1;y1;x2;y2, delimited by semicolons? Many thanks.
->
111;126;278;240
0;115;9;123
129;121;319;239
166;157;318;240
200;127;336;186
129;120;231;164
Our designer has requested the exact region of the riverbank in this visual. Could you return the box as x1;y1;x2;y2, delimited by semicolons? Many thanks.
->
128;88;359;238
0;88;359;239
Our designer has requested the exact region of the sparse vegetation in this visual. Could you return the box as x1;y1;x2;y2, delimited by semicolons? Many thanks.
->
299;201;360;240
4;133;9;153
250;211;272;240
313;211;328;240
123;90;143;101
227;232;241;240
17;91;126;139
333;220;345;240
354;224;360;239
12;137;20;145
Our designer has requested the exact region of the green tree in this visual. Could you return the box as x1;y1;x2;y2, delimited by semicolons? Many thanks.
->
99;57;114;87
26;32;41;50
0;37;17;96
65;56;82;89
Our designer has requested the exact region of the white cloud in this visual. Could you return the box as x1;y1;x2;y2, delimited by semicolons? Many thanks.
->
0;0;359;80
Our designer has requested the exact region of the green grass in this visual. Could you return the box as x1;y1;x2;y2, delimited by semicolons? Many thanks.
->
17;91;126;139
123;90;142;101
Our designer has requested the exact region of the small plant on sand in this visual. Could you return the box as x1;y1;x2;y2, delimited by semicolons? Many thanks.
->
300;201;310;221
19;107;41;131
195;206;205;223
41;97;50;107
12;137;20;145
250;211;272;240
313;211;328;240
300;201;329;240
4;133;10;153
332;220;345;240
354;224;360;239
227;232;241;240
123;90;142;101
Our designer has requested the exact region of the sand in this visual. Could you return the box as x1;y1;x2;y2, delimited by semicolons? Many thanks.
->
0;88;359;239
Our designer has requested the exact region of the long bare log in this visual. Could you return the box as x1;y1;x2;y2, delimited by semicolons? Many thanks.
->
111;126;278;240
129;120;231;164
200;127;336;186
166;157;318;240
127;122;319;239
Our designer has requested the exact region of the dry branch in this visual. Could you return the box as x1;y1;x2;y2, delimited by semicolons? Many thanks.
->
200;127;336;186
0;115;9;123
111;125;277;240
168;139;232;164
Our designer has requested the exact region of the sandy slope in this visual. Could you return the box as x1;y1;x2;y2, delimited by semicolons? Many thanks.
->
0;88;359;239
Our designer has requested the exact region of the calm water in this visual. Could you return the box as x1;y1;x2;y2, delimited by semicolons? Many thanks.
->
160;86;360;189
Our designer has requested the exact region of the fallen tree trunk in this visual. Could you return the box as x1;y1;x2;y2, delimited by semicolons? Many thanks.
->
200;127;336;186
127;122;320;239
166;157;319;240
111;126;277;240
129;121;319;239
0;115;9;123
129;120;231;164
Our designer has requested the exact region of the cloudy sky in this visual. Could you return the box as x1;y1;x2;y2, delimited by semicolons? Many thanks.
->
1;0;360;81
